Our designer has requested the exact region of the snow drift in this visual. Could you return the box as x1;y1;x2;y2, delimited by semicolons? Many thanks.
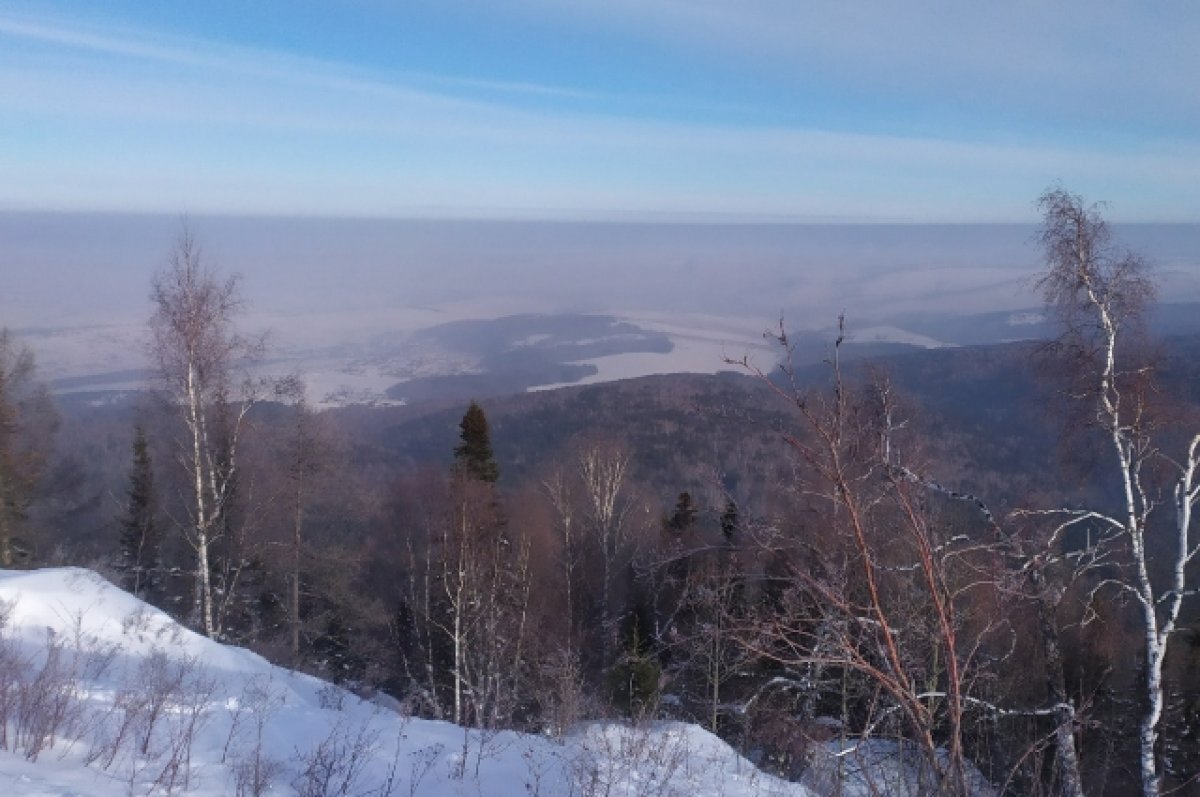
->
0;567;812;796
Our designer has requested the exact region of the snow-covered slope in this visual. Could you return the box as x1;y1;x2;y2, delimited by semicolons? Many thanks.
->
842;325;955;349
0;568;811;796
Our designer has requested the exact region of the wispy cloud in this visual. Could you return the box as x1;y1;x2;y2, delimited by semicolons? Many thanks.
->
0;12;594;105
1;7;1197;220
0;15;210;66
512;0;1200;129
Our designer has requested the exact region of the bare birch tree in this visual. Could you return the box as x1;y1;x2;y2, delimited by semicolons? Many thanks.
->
577;438;635;673
1032;187;1200;797
150;227;258;638
426;470;534;729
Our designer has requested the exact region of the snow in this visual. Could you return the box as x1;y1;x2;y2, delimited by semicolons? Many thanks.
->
843;325;955;349
1005;311;1045;326
527;343;734;391
800;740;996;797
527;315;963;391
0;567;813;796
15;323;146;386
529;312;773;391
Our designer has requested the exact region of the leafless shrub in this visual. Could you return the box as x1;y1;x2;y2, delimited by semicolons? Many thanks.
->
0;593;233;796
405;742;444;797
87;670;150;770
146;661;216;794
0;603;132;764
317;680;348;711
84;648;216;795
535;647;593;739
59;611;120;685
522;741;567;797
0;598;23;750
569;723;690;797
227;675;285;796
292;717;381;797
14;632;85;761
353;729;438;797
235;751;285;797
121;605;157;638
135;650;195;755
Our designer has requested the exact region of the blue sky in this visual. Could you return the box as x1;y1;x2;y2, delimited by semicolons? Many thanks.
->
2;1;1199;221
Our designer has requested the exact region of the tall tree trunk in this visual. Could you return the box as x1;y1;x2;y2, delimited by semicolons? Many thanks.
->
0;482;11;568
1029;574;1085;797
187;361;216;638
291;490;303;660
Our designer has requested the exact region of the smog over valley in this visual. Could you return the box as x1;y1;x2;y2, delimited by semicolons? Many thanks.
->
7;214;1200;405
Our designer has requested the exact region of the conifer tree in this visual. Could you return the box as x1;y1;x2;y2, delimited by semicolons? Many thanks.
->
0;330;55;567
719;499;739;543
453;401;499;483
609;600;661;716
431;400;529;727
666;491;698;535
120;424;160;598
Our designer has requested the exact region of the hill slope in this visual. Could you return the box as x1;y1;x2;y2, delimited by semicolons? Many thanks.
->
0;567;812;796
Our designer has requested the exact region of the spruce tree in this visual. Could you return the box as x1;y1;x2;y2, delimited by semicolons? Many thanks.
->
609;601;661;717
120;425;160;598
0;331;55;567
719;499;739;543
666;491;698;535
453;400;499;483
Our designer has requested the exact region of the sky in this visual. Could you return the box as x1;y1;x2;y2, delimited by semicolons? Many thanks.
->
2;1;1200;221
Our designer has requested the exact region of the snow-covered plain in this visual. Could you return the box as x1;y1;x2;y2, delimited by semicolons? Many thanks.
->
28;307;783;407
0;567;815;796
528;313;774;391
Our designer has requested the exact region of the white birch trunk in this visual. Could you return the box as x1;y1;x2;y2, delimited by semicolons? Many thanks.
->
186;360;215;639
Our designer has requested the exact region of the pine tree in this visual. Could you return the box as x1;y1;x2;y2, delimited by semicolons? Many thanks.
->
666;491;698;535
719;499;739;543
608;600;661;717
120;425;160;598
453;400;499;483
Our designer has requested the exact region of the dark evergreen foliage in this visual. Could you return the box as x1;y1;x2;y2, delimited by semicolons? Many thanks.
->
608;601;661;716
665;491;698;535
453;400;500;483
0;331;56;567
119;424;160;598
719;499;739;543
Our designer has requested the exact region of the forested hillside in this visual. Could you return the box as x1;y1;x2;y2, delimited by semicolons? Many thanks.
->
3;194;1200;797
